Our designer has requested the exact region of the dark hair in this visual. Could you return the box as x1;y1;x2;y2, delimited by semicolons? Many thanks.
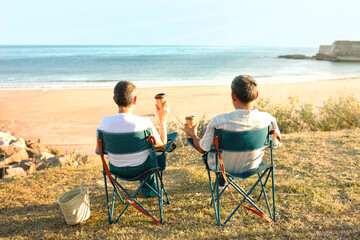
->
113;81;137;107
231;75;258;103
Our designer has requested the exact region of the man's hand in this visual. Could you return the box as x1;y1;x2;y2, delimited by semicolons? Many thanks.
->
184;123;205;154
184;123;198;138
155;100;170;123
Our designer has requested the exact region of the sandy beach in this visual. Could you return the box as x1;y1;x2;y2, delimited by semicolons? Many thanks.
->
1;77;359;154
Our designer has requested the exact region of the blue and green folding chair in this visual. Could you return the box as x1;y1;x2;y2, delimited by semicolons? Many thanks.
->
188;125;281;226
97;128;177;224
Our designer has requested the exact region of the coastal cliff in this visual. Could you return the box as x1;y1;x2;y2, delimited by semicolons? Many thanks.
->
315;41;360;62
279;40;360;62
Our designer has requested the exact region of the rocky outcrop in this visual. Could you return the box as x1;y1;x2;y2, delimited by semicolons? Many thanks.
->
0;131;87;178
278;54;314;60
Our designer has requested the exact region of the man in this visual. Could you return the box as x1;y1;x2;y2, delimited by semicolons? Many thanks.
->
96;80;169;197
185;75;282;188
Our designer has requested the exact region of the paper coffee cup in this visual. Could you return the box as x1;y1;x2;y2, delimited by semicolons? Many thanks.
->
185;115;196;127
155;93;166;108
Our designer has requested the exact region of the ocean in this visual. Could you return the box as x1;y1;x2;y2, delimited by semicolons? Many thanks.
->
0;45;359;89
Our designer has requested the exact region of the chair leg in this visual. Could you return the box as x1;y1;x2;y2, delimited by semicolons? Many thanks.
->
111;187;116;220
257;169;271;201
210;178;228;207
103;170;170;224
114;174;164;224
258;173;273;219
208;170;220;226
257;167;276;221
271;167;276;221
156;172;163;223
143;174;170;205
103;172;113;224
230;179;256;203
216;173;221;226
158;171;170;204
223;177;268;226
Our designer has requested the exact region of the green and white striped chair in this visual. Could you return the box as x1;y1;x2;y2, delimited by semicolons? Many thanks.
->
97;128;177;224
188;124;281;226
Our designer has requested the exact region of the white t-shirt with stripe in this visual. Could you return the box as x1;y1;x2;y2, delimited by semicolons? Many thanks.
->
97;113;161;167
199;109;282;174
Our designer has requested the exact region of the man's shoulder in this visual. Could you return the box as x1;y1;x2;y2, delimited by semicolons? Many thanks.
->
211;109;250;121
253;109;276;120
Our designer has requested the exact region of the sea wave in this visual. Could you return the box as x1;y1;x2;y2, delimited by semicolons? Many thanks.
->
0;73;359;90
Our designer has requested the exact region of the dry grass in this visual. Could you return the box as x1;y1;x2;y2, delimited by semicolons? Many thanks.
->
1;129;359;239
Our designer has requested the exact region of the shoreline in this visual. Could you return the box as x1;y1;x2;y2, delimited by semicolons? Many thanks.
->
1;73;359;91
1;77;359;154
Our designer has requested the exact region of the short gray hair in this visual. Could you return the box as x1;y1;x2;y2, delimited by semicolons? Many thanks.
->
231;75;258;103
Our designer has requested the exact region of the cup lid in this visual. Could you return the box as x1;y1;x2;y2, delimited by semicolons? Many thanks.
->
155;93;166;99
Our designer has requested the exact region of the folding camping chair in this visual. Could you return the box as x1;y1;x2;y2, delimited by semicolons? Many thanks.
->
97;128;177;224
189;124;281;226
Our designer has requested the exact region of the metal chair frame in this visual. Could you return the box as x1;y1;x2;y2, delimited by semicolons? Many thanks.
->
201;125;277;226
98;129;177;224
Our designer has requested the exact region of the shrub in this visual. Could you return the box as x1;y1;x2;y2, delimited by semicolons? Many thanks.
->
256;95;360;133
318;95;360;131
162;95;360;149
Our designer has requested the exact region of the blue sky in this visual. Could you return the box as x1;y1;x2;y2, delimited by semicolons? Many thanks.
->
0;0;359;47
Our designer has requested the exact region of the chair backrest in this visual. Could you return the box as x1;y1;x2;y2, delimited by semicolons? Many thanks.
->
214;125;273;152
97;128;154;155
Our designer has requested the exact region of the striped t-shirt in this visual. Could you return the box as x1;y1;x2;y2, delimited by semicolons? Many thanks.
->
96;113;161;167
199;109;282;174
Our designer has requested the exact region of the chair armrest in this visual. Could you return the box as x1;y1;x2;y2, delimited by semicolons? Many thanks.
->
156;132;178;153
186;138;196;149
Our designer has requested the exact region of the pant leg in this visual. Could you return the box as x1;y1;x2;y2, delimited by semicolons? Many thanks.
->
140;153;167;198
203;153;224;186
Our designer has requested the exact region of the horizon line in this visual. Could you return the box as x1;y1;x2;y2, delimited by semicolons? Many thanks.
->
0;44;318;48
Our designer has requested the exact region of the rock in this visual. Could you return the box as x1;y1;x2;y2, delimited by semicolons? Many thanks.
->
0;149;29;165
26;140;49;155
40;152;55;160
0;131;17;146
6;167;26;177
48;155;71;167
10;138;26;149
36;163;47;171
278;54;314;60
0;166;10;178
48;157;60;167
20;160;36;174
60;155;72;166
0;145;23;157
26;148;38;158
8;162;20;167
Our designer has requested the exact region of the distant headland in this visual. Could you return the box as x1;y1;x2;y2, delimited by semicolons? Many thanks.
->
279;40;360;62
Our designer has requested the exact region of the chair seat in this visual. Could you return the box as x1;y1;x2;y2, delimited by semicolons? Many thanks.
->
210;161;273;179
230;162;272;179
103;167;161;181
